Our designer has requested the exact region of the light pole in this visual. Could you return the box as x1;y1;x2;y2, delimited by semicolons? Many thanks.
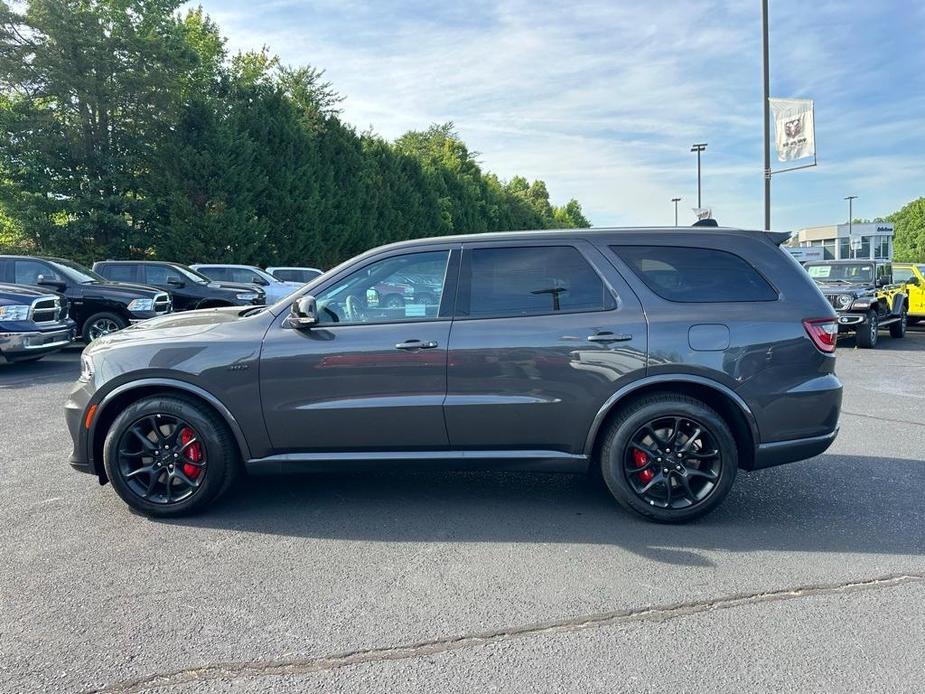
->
691;143;707;208
671;197;681;226
762;0;771;230
845;195;858;258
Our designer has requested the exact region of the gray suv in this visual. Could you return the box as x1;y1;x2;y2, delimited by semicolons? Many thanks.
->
66;227;842;522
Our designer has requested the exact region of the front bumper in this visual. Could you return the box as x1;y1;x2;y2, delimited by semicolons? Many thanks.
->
65;379;96;475
835;312;866;328
0;325;76;362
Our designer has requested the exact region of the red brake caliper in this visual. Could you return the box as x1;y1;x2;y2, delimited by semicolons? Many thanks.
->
633;449;654;483
179;427;202;479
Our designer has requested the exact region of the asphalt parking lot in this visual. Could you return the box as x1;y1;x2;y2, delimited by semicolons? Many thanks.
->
2;328;924;693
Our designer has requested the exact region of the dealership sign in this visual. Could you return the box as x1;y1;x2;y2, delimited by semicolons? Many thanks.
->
769;98;816;162
786;247;825;262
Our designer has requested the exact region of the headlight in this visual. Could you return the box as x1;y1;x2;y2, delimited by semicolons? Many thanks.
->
0;304;31;321
79;353;95;382
836;294;853;309
236;292;258;301
127;298;155;312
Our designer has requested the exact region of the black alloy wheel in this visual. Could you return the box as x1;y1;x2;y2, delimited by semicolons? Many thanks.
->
599;393;737;523
624;416;722;510
115;414;207;505
103;395;239;516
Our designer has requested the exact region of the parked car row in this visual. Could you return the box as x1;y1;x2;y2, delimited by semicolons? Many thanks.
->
0;255;325;363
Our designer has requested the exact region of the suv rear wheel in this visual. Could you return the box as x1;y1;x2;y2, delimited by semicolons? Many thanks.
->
103;395;239;517
599;394;737;523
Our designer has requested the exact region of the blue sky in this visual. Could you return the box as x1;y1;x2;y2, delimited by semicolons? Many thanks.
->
202;0;924;230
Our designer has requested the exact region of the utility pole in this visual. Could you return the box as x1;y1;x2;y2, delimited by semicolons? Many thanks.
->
845;194;857;257
762;0;771;230
671;197;681;226
690;144;707;208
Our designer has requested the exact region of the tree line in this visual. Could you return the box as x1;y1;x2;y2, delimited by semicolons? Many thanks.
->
0;1;590;268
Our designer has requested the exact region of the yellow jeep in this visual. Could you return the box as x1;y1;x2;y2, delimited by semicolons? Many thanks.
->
893;263;925;325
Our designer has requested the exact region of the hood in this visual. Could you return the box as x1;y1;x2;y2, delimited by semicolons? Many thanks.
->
91;306;260;348
79;280;167;297
813;280;870;295
205;281;264;294
0;283;62;302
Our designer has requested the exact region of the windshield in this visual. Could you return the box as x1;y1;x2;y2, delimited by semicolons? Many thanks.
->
806;263;874;282
894;267;913;283
49;258;107;284
177;265;210;284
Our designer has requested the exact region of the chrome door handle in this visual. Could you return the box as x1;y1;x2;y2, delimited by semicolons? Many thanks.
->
587;332;632;343
395;339;439;350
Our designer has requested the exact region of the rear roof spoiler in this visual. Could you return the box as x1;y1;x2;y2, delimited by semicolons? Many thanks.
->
765;231;792;246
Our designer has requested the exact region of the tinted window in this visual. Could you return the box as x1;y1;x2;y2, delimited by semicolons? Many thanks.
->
613;246;777;303
228;268;263;284
314;251;449;325
459;246;612;317
102;265;137;283
196;267;228;281
144;264;185;286
274;268;320;283
15;260;63;285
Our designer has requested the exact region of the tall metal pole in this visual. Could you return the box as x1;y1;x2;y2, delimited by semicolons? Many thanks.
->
672;197;681;226
762;0;771;230
691;144;707;208
845;195;857;258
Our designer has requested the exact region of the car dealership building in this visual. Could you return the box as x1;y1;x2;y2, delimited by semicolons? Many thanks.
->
789;222;895;261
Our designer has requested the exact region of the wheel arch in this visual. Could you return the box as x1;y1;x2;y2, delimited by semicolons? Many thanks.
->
89;379;251;481
585;376;759;471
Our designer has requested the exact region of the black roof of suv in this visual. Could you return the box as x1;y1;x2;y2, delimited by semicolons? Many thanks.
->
67;226;841;523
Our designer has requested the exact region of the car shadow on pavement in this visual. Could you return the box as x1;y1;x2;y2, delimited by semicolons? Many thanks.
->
0;348;82;389
162;453;925;565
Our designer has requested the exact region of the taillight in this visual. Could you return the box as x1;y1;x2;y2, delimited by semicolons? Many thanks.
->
803;318;837;353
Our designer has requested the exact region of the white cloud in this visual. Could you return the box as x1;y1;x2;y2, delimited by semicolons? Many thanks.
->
200;0;924;229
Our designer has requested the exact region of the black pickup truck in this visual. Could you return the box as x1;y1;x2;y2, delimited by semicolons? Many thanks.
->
0;256;172;342
0;283;76;363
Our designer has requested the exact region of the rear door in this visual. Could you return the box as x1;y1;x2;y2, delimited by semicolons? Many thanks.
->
444;241;647;455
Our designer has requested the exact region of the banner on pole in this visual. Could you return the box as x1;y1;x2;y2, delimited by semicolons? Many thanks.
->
769;97;815;162
693;207;712;221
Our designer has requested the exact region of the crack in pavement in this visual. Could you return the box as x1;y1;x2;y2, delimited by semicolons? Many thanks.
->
87;573;925;693
841;410;925;428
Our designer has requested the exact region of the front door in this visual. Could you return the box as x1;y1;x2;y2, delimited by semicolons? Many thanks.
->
445;242;648;455
260;248;458;452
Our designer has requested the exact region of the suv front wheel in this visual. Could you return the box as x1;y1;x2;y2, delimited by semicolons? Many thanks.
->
599;394;738;523
103;395;239;516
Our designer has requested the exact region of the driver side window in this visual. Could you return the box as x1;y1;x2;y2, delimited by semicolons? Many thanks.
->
315;251;449;325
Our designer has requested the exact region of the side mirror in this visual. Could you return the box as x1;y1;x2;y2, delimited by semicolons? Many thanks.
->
285;295;318;329
254;277;270;286
36;275;66;290
167;277;185;288
876;277;889;287
907;277;921;287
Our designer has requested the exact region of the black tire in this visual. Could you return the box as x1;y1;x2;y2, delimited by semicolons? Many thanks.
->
855;310;878;348
599;393;738;523
82;312;127;343
103;395;240;517
889;309;907;338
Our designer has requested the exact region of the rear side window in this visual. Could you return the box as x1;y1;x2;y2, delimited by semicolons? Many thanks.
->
458;246;613;318
145;265;183;285
612;246;777;303
101;264;137;283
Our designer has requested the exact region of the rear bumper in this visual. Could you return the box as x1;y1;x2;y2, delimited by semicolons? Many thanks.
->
0;325;75;362
753;428;838;470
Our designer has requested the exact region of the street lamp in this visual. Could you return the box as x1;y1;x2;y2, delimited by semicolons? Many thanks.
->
691;143;707;208
671;197;681;226
845;195;858;258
